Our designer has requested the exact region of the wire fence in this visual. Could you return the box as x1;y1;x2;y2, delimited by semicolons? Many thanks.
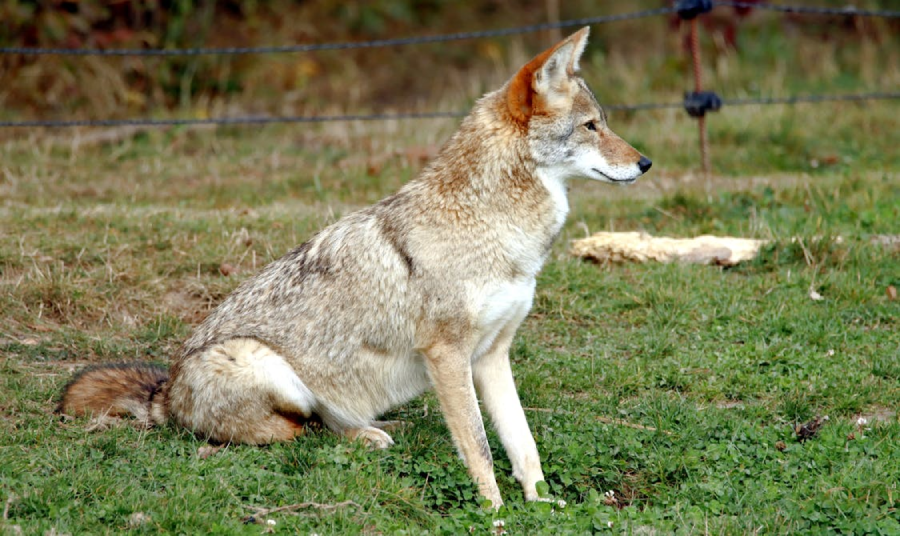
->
1;92;896;130
1;0;898;169
717;1;900;17
0;7;678;57
1;2;897;57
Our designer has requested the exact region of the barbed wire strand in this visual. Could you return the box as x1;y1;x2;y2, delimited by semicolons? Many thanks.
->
0;93;895;129
0;112;465;129
0;7;675;57
716;1;900;18
2;2;898;58
722;92;900;106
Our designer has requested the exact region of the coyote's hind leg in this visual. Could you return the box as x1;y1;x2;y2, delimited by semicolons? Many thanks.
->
169;338;318;445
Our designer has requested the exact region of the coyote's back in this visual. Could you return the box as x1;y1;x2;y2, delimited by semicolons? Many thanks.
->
59;26;651;508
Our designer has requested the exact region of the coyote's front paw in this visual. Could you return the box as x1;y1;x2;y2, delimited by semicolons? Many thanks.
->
480;486;504;510
524;480;552;502
345;426;395;449
526;487;563;509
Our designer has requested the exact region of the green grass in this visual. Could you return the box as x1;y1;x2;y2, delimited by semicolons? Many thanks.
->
2;42;899;534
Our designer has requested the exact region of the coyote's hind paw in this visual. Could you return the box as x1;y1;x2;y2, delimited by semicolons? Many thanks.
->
371;420;407;432
344;426;395;449
84;415;125;432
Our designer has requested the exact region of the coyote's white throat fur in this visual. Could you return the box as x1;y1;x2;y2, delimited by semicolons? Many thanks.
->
59;27;651;508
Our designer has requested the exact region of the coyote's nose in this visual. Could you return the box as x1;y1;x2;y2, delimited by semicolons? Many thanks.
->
638;156;652;173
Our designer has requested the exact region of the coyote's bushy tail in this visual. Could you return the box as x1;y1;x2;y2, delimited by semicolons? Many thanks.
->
58;363;169;428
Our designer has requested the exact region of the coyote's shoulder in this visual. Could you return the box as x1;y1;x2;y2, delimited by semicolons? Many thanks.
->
59;27;650;508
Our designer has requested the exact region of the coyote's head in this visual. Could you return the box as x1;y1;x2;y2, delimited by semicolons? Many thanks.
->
506;27;651;184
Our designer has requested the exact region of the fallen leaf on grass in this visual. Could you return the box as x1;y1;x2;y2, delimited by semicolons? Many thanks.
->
128;512;151;528
888;285;897;301
595;416;672;435
523;408;673;435
197;445;224;459
795;415;829;442
603;490;618;507
3;493;17;520
870;235;900;251
242;500;360;523
219;263;238;276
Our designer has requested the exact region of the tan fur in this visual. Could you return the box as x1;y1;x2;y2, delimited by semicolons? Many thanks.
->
59;28;650;508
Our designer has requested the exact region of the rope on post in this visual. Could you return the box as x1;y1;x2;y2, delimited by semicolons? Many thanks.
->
678;0;716;173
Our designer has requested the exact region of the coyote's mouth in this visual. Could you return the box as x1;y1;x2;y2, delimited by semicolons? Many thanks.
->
591;168;638;184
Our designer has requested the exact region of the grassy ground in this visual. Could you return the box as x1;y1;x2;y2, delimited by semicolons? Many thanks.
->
1;20;899;535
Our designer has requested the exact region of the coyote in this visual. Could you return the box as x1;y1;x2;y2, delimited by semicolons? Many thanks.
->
60;27;651;507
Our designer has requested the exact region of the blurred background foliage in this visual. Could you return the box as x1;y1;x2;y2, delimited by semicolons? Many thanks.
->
0;0;898;120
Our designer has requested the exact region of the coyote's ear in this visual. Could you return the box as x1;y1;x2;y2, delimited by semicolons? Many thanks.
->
506;27;590;124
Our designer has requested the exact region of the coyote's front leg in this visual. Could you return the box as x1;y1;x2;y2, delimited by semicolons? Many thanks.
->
424;340;503;508
473;328;545;501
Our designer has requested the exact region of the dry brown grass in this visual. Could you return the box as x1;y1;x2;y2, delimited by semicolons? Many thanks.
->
2;1;897;123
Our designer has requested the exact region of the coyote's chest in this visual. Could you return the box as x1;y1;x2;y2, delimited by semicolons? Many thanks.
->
535;167;571;239
468;168;568;360
472;277;536;361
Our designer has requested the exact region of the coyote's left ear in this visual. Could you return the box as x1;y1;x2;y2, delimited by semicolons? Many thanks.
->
507;27;590;124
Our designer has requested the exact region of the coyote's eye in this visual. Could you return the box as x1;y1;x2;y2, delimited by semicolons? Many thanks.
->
584;121;597;132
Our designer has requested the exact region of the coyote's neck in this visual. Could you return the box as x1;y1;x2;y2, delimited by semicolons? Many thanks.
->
406;97;569;274
417;102;557;221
